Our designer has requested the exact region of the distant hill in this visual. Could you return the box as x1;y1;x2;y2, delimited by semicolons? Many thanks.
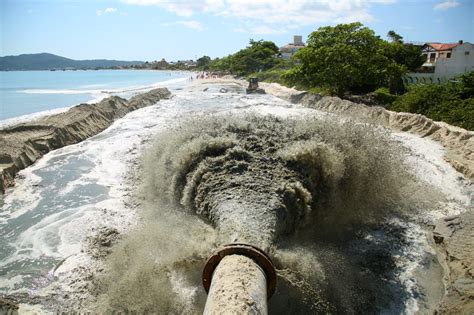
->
0;53;144;70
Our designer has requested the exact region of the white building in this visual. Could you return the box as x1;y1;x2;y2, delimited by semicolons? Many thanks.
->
406;41;474;83
435;43;474;77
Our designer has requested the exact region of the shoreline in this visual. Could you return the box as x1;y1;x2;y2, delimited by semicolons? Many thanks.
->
0;87;171;194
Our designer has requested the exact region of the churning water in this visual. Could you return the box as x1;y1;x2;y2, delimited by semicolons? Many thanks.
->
0;80;471;314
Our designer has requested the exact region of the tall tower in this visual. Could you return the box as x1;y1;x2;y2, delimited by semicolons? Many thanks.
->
293;35;303;46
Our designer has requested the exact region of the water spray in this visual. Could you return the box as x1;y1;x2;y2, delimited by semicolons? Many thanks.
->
110;114;414;313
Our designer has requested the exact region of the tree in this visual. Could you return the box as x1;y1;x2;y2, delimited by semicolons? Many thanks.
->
381;41;425;94
284;23;426;96
248;39;279;54
287;23;390;96
212;39;279;76
197;55;211;70
387;30;403;43
209;56;232;72
381;42;424;72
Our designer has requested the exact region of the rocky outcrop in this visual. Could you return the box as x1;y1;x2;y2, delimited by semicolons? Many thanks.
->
0;88;171;193
433;212;474;314
298;94;473;181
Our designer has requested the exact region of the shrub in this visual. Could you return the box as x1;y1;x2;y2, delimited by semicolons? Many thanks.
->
251;69;286;84
390;72;474;130
373;87;398;105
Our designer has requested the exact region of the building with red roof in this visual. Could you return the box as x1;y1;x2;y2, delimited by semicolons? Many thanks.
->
428;43;461;51
420;41;464;68
408;40;474;83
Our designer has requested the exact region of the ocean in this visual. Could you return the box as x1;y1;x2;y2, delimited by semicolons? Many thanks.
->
0;70;190;122
0;77;471;313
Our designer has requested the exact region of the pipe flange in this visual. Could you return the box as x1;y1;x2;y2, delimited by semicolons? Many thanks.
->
202;243;277;299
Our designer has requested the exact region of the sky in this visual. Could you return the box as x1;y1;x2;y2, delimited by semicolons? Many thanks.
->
1;0;473;61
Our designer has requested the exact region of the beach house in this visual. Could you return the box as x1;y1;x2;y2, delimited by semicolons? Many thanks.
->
406;41;474;83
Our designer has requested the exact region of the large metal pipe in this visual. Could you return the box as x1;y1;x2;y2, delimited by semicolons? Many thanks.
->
202;244;276;314
204;254;267;314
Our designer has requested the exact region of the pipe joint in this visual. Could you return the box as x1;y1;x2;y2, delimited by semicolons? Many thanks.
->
202;243;277;299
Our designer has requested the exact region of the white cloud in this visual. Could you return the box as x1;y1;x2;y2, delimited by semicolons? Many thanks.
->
249;25;286;35
123;0;395;34
122;0;223;17
434;0;460;10
334;9;377;23
105;8;118;13
163;20;205;31
97;7;118;16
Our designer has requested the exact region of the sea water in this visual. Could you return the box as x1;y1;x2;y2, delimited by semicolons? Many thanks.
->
0;79;471;313
0;70;190;122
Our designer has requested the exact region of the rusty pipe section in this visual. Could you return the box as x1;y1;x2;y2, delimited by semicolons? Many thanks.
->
202;244;276;314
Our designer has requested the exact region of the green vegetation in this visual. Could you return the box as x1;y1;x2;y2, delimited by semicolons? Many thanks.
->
195;23;471;130
206;39;279;76
248;58;295;85
374;87;399;105
285;23;388;96
196;56;211;70
283;23;424;96
390;72;474;130
387;30;403;43
202;24;424;97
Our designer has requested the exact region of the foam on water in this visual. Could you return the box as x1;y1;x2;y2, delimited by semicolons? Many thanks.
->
394;132;471;209
388;131;471;313
0;81;235;294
